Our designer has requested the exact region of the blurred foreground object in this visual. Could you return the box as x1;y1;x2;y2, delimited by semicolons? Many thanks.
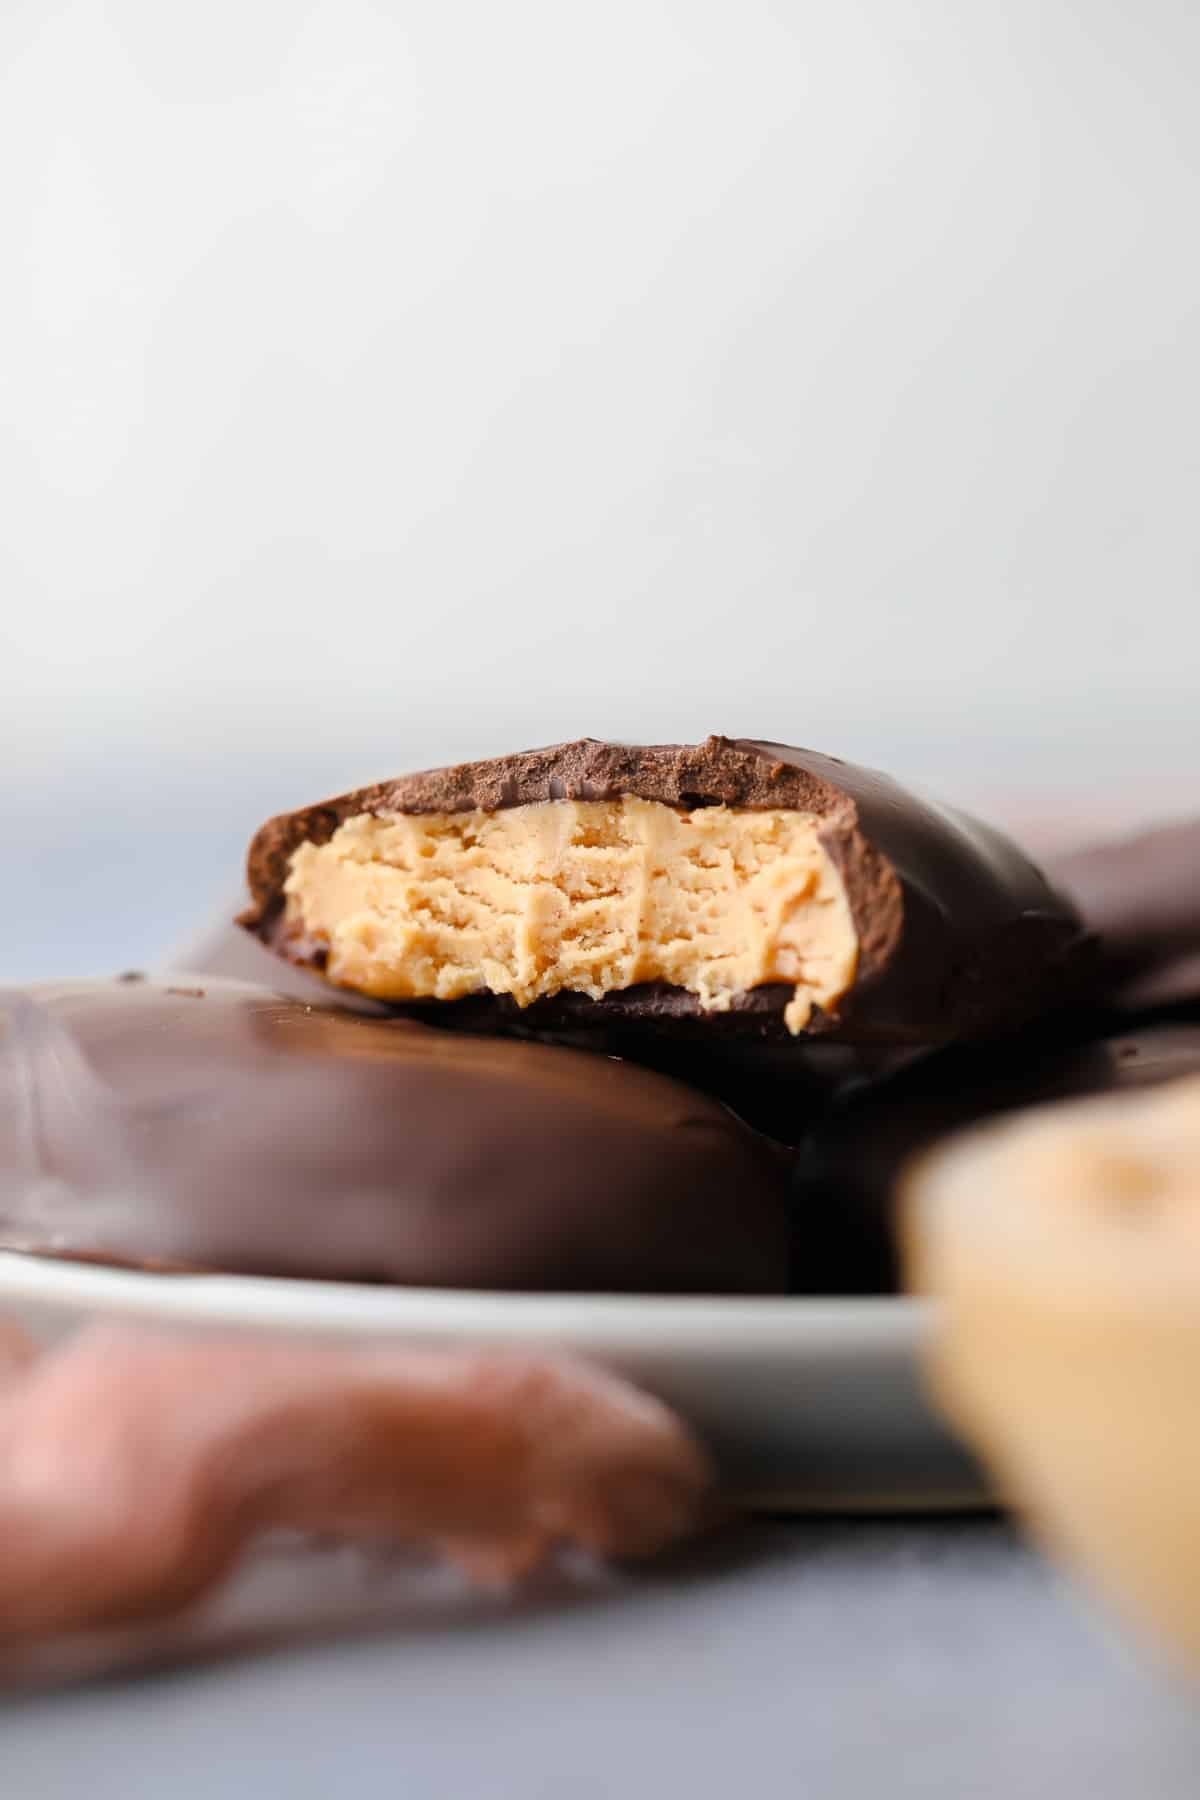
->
0;1326;710;1647
905;1075;1200;1671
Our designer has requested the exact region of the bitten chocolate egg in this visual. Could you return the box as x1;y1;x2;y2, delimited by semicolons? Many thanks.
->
240;736;1086;1050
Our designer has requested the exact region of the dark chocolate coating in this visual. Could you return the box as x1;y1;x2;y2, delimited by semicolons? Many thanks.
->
1047;818;1200;1015
241;737;1086;1049
0;979;790;1293
797;1019;1200;1295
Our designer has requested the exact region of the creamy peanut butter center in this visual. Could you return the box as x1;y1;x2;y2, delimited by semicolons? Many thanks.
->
282;797;860;1032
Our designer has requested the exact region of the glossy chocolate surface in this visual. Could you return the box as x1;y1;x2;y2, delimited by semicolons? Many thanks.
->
0;978;790;1293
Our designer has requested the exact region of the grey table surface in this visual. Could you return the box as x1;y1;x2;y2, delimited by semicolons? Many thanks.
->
3;1520;1199;1798
5;887;1200;1795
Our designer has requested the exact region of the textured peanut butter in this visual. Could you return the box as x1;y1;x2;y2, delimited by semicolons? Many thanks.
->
282;797;860;1033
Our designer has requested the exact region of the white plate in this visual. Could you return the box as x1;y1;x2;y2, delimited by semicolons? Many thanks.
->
0;1252;985;1512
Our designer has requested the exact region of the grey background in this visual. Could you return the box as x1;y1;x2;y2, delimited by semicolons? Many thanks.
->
3;0;1199;978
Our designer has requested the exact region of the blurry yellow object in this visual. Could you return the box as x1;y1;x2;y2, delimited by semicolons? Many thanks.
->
904;1075;1200;1672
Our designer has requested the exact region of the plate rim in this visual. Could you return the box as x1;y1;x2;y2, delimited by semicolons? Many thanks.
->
0;1250;928;1350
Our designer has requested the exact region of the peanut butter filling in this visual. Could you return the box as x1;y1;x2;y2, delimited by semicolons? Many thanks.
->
282;797;860;1033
